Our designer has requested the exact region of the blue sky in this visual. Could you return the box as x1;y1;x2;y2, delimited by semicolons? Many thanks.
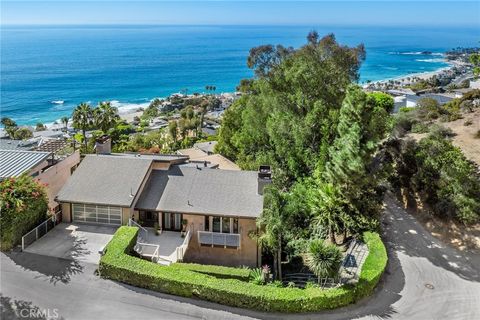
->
1;1;479;26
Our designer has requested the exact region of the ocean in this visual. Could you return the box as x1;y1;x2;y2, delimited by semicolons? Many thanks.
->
1;25;478;125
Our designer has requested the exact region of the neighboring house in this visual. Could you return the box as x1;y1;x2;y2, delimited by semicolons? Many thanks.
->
194;141;217;155
406;93;454;107
177;144;240;171
56;153;268;267
0;138;38;151
0;149;80;210
32;130;65;139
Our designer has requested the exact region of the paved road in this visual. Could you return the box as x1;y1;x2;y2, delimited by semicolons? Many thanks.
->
1;195;479;320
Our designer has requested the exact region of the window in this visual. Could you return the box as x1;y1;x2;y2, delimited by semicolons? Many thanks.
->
222;217;230;233
212;216;221;232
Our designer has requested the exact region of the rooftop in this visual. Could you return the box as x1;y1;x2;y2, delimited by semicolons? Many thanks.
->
135;166;263;218
194;141;217;154
0;139;38;151
56;154;153;207
0;149;51;179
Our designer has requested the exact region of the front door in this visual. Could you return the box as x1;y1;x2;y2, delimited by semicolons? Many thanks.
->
163;212;182;231
140;211;158;228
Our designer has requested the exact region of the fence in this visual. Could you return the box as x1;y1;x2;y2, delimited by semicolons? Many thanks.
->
21;211;62;251
175;226;192;262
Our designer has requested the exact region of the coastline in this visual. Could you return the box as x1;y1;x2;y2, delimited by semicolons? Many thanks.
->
37;59;460;130
365;59;458;86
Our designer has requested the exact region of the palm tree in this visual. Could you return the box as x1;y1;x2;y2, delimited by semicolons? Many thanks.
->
72;103;93;152
305;239;342;283
255;186;286;280
309;183;346;244
94;101;119;133
61;116;69;132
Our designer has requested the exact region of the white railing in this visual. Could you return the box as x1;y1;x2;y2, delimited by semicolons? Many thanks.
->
128;218;148;243
175;227;192;262
134;242;159;262
21;212;61;251
197;231;241;248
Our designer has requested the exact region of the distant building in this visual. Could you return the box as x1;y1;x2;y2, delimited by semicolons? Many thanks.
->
406;93;454;107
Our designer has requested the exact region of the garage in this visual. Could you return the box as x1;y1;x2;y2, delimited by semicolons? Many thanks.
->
72;203;122;226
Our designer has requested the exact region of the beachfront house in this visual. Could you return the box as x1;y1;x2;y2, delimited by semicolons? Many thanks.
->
56;153;268;267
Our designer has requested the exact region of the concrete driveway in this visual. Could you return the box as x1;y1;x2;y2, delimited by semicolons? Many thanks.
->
24;223;116;264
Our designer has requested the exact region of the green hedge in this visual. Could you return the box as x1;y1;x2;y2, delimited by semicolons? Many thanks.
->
99;227;387;312
171;262;251;281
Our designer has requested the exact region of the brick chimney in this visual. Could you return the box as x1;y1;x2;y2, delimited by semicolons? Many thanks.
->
257;165;272;195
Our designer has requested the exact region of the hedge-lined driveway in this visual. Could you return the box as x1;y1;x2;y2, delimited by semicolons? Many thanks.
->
1;195;479;319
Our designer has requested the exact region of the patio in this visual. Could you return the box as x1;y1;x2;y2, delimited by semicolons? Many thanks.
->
141;229;186;262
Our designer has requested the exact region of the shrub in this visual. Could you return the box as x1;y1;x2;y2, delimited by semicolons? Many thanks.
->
415;134;480;224
0;175;49;251
464;119;473;126
411;123;429;134
305;240;343;279
429;125;455;138
99;227;387;313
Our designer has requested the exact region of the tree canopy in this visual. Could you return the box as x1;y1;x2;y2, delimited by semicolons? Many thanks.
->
218;32;394;277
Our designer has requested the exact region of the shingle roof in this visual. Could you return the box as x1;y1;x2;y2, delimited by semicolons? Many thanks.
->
0;150;51;179
135;166;263;218
56;155;153;207
35;139;68;153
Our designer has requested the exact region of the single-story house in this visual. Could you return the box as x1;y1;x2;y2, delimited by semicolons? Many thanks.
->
406;93;454;107
0;149;80;209
56;153;268;266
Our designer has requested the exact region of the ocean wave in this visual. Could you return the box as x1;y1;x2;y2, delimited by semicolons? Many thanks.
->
110;100;151;114
51;100;64;104
388;51;443;56
415;58;445;63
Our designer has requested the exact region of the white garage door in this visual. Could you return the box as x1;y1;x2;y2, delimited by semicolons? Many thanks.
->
72;203;122;225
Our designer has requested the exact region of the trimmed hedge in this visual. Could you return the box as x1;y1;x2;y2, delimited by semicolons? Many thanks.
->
172;262;251;281
99;227;387;312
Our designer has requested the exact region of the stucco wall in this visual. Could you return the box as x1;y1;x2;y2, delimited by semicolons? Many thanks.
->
35;151;80;209
151;162;171;170
183;214;259;267
61;203;71;222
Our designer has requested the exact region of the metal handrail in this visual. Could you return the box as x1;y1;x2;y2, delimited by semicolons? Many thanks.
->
128;218;148;242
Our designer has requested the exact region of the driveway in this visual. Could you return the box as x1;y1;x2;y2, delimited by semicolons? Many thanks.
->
24;223;116;264
1;196;479;319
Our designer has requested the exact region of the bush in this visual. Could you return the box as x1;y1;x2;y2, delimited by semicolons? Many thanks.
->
411;123;429;134
415;134;480;224
99;227;387;312
0;175;49;251
464;119;473;126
